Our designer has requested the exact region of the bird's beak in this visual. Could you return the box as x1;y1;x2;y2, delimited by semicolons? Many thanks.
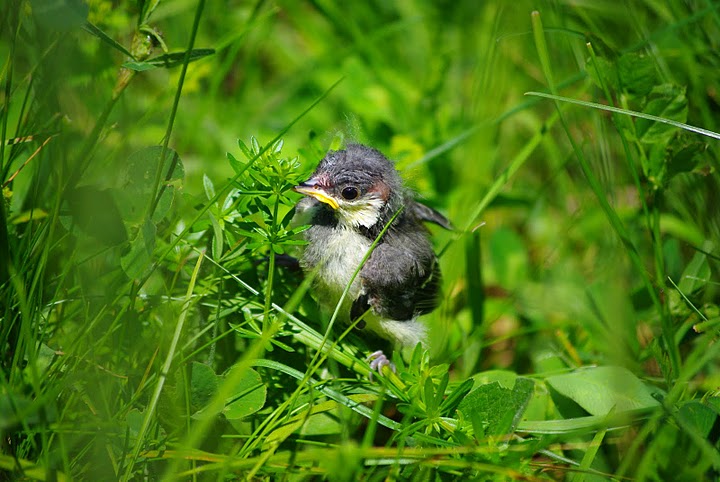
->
293;179;340;210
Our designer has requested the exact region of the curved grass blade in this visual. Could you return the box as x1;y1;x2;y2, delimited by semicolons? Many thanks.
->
525;91;720;141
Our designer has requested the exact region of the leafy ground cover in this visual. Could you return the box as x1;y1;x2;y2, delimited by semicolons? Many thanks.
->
2;0;720;480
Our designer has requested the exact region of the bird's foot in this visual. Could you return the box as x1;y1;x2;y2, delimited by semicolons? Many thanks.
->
367;350;396;380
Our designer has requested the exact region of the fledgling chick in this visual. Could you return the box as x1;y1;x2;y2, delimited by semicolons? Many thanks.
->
293;144;451;374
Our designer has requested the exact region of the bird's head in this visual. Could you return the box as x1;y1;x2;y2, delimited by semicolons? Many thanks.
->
294;144;404;229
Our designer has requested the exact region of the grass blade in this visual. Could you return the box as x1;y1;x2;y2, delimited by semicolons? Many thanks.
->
525;91;720;141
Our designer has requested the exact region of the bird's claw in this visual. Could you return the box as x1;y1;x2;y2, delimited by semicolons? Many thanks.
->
367;350;396;380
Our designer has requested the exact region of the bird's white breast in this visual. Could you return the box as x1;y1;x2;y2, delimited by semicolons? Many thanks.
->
306;226;371;314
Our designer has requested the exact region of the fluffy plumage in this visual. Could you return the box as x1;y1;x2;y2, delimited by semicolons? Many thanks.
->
294;144;450;352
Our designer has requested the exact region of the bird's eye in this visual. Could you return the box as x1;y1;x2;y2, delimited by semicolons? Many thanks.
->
341;186;359;200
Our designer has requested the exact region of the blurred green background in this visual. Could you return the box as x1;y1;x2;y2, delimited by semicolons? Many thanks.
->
2;0;720;479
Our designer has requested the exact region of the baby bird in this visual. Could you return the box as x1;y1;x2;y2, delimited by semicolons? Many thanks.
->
293;144;451;373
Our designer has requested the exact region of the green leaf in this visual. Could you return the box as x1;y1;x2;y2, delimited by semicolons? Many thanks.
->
546;366;661;416
645;141;669;188
647;128;706;188
424;376;438;413
439;378;474;415
208;211;224;261
707;397;720;416
666;133;706;178
227;152;246;175
125;409;144;440
185;362;220;417
222;365;267;420
203;174;216;200
668;145;704;178
251;136;261;155
678;400;717;439
299;412;343;436
122;49;215;71
636;84;688;145
436;372;450;408
678;249;710;295
458;378;534;437
617;52;657;97
585;54;619;92
237;139;253;159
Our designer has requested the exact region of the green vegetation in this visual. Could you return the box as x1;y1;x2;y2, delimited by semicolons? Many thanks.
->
2;0;720;480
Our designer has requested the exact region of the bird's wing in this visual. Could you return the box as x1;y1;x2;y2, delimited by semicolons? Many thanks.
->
409;201;453;230
357;237;442;321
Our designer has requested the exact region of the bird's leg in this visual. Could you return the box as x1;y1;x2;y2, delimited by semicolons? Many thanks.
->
367;350;396;379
